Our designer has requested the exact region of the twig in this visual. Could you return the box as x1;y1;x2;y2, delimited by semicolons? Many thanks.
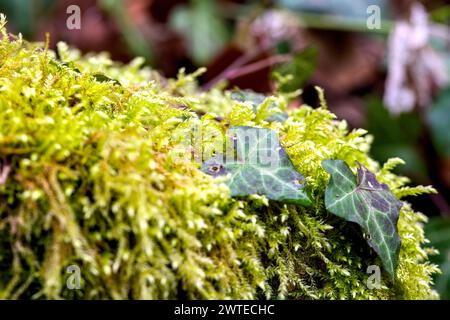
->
203;52;292;90
224;54;292;80
202;43;277;91
202;50;261;91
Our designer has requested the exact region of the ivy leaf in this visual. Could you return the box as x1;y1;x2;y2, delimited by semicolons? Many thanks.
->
201;126;312;206
230;90;288;123
322;160;403;276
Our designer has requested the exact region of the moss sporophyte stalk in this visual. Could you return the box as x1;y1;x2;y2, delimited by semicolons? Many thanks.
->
0;14;440;299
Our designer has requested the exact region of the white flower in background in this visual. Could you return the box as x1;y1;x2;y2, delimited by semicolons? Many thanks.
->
251;10;300;49
384;3;449;114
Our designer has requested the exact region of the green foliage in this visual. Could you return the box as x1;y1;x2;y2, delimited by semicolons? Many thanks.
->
427;87;450;157
100;0;155;64
201;126;312;206
272;47;317;93
366;96;428;183
430;5;450;25
322;160;402;276
170;0;229;65
425;217;450;299
0;16;440;299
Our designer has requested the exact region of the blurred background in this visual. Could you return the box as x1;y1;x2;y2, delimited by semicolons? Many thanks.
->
1;0;449;298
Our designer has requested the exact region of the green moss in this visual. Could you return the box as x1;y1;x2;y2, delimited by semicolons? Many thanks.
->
0;16;439;299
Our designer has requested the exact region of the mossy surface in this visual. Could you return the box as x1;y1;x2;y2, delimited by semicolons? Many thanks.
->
0;17;440;299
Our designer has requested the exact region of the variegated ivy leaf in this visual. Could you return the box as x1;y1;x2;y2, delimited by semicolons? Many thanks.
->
230;90;288;123
322;160;403;276
201;126;312;206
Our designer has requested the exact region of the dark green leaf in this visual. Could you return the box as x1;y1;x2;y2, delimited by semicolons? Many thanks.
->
427;87;450;157
425;217;450;299
201;126;312;206
366;96;428;182
0;0;34;38
430;5;450;24
322;159;403;276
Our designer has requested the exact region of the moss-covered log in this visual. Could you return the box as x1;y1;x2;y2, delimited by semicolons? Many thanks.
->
0;16;439;299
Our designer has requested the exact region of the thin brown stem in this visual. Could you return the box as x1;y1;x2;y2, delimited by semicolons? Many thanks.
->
202;43;276;90
202;50;260;91
224;54;292;80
